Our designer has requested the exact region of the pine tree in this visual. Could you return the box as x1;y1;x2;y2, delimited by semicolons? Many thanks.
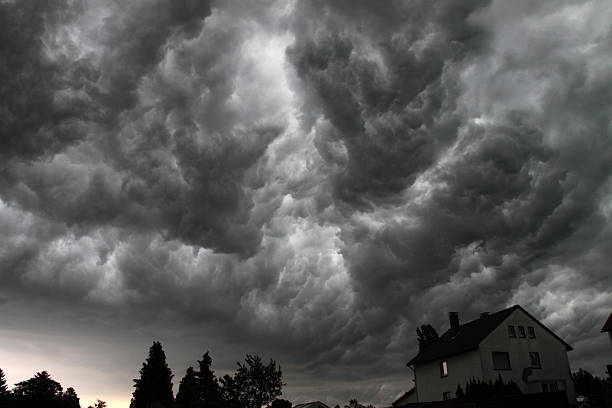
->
130;341;174;408
0;368;8;396
177;367;200;408
196;352;222;407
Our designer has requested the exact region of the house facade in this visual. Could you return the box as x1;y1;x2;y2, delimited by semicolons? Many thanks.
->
406;305;576;403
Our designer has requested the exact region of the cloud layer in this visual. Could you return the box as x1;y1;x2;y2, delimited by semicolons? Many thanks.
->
1;0;611;406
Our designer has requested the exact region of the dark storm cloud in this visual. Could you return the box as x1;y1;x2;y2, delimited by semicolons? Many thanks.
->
0;0;611;407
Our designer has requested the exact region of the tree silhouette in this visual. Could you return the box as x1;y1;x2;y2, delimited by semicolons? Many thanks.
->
416;324;439;351
63;387;81;408
572;368;607;395
219;374;240;408
177;367;201;408
130;341;174;408
221;354;283;408
269;398;292;408
455;384;464;398
196;352;223;408
13;371;63;399
0;368;8;396
88;400;107;408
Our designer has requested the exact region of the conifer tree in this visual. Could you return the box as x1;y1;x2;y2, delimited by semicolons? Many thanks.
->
130;341;174;408
177;367;200;407
0;368;8;396
196;352;222;407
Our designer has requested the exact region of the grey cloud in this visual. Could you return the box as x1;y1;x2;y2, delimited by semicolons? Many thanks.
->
0;0;611;407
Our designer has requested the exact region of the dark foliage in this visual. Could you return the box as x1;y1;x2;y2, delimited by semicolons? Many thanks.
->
459;376;522;399
0;368;8;398
269;398;292;408
130;341;174;408
177;367;201;407
196;352;223;408
220;354;284;408
4;370;80;408
87;400;107;408
572;369;608;396
343;399;374;408
456;384;465;398
416;324;439;351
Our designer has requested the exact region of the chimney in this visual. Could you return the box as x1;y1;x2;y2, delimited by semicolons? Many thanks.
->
449;312;459;335
480;312;490;319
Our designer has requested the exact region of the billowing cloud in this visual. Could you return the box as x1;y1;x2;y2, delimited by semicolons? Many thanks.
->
0;0;611;407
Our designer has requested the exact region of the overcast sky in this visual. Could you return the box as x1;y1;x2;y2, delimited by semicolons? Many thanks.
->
1;0;611;407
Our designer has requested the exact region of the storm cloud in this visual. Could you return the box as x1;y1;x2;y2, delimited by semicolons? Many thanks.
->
0;0;611;407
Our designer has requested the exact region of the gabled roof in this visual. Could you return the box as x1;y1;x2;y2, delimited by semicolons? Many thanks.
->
407;305;572;366
602;312;612;332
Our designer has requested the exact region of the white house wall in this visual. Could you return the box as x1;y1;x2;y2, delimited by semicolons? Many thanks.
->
478;308;576;403
415;349;482;402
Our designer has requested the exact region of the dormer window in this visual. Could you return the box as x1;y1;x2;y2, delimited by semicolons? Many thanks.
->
518;326;526;338
528;326;536;338
508;326;516;337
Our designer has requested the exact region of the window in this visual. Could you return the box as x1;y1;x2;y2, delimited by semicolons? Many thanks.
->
518;326;526;338
528;326;536;338
442;392;451;400
550;383;558;391
440;360;448;377
492;352;511;370
529;352;541;368
508;325;516;337
542;383;549;392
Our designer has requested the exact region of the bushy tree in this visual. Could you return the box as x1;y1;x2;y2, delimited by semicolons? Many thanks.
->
572;369;607;395
130;341;174;408
269;398;292;408
221;354;283;408
12;371;63;401
416;324;439;351
219;374;240;408
9;370;81;408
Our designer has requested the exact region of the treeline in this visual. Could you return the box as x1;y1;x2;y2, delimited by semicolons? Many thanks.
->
130;341;287;408
0;369;82;408
0;341;288;408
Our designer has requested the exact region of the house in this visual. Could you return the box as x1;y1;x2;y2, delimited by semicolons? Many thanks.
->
406;305;576;403
391;387;416;407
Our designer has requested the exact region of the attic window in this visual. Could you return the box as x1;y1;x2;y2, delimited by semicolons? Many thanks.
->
518;326;526;338
440;360;448;377
528;326;536;338
492;352;511;370
508;326;516;337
